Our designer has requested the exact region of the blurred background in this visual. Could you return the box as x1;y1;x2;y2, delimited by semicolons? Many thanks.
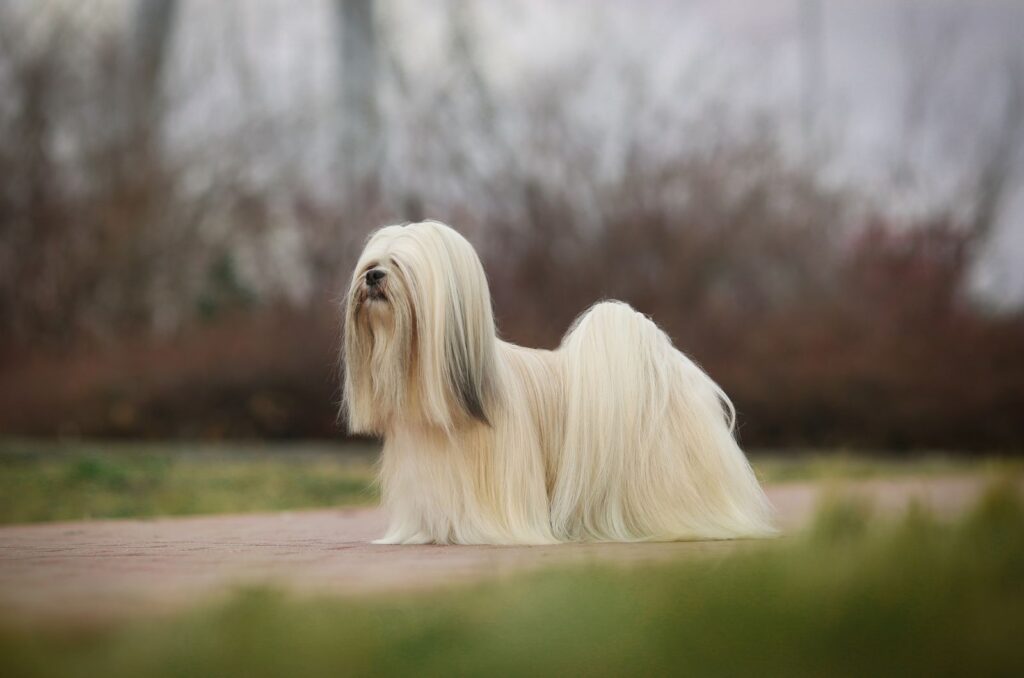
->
1;0;1023;452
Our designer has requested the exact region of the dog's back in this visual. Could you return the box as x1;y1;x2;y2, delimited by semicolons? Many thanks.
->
549;301;776;541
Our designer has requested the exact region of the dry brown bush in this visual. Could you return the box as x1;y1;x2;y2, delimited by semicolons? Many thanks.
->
1;6;1022;451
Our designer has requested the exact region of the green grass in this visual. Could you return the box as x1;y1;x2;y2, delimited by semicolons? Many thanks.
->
1;486;1022;677
0;438;1017;524
0;439;377;523
751;450;1021;484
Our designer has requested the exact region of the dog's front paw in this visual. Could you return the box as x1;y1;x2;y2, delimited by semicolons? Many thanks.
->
372;531;434;545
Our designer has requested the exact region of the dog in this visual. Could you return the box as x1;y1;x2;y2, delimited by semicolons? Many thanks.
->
342;221;775;544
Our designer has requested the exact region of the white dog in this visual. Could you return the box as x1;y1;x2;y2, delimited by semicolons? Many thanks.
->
343;221;775;544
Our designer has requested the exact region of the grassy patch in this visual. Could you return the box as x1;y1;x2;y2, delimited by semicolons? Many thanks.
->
0;439;1018;524
751;451;1020;484
1;486;1022;677
0;439;377;523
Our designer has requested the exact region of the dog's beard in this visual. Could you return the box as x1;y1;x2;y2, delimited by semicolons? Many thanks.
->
344;279;413;434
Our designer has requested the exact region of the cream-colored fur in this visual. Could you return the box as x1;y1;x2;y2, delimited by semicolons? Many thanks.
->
343;221;775;544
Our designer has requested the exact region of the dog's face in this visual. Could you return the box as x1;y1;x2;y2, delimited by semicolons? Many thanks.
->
342;221;496;435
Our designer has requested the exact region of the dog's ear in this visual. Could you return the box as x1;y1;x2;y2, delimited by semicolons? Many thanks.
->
441;287;493;425
409;223;497;429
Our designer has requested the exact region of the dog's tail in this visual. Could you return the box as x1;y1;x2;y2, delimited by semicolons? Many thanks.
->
551;301;776;541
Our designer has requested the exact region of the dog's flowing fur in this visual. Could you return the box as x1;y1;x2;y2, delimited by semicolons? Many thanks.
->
343;221;775;544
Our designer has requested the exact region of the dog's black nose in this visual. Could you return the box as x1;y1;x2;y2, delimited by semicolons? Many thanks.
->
365;268;386;286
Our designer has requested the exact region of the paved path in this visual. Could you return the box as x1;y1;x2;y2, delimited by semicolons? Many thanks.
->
0;475;1013;623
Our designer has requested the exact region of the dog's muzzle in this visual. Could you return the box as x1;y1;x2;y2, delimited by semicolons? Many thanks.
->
364;267;387;301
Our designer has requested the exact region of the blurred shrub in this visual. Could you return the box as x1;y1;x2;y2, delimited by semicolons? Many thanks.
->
0;4;1022;449
0;307;340;439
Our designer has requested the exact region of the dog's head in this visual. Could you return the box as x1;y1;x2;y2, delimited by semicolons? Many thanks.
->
342;221;497;435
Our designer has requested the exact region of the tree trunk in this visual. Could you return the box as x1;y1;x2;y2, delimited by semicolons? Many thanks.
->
334;0;381;199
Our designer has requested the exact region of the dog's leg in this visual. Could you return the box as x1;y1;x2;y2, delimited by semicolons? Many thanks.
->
371;530;433;545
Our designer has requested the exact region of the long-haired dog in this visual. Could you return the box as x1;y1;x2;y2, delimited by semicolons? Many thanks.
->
343;221;775;544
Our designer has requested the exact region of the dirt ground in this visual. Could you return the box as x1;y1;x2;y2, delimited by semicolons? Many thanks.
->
0;475;1013;623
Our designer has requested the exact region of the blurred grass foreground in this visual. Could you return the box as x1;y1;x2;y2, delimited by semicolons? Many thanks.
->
2;487;1022;677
